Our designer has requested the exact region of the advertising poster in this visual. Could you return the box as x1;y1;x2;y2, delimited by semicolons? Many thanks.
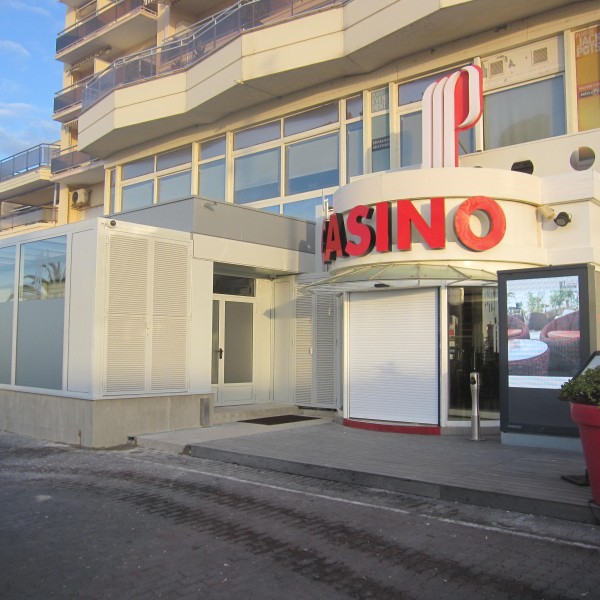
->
506;275;580;389
575;24;600;131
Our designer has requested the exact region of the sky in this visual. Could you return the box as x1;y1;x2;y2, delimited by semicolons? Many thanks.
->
0;0;65;159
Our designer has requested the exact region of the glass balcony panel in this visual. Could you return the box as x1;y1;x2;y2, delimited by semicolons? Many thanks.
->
56;0;156;54
0;207;57;232
0;145;59;181
50;148;95;174
54;77;94;114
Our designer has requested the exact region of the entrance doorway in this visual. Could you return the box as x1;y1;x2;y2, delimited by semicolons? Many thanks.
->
447;286;499;419
211;275;255;406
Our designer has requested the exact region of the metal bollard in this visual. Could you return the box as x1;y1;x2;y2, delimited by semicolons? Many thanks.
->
469;371;481;441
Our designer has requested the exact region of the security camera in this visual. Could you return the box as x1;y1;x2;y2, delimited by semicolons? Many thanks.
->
554;212;572;227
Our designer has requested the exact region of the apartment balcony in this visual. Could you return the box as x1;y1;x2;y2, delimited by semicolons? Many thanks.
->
51;147;104;186
0;144;59;203
0;207;58;235
56;0;158;66
77;0;583;157
54;76;94;123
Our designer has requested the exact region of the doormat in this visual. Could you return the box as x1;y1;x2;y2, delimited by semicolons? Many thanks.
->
239;415;319;426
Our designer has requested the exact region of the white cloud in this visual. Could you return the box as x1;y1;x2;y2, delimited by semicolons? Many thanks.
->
0;102;39;119
0;40;30;61
0;104;60;158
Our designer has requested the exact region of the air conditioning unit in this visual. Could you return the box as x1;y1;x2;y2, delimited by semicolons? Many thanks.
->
70;188;90;208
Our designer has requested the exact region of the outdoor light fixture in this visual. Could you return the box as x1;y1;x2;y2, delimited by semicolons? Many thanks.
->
554;212;572;227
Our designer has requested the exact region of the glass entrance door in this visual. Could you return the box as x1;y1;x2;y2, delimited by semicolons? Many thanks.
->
212;297;254;406
448;286;499;419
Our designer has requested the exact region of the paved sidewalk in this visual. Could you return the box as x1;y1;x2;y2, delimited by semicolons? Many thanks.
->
137;421;599;524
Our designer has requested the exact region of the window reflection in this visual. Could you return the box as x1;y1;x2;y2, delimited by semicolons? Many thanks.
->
234;148;281;203
484;77;566;149
0;246;16;303
19;237;67;301
286;133;339;195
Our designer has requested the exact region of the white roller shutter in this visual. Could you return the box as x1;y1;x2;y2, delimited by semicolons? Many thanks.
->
348;289;439;424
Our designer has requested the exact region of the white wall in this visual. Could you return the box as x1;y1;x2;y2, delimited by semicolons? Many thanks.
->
189;257;213;393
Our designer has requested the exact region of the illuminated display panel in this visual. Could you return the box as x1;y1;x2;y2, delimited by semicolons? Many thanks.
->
506;275;580;389
498;264;596;437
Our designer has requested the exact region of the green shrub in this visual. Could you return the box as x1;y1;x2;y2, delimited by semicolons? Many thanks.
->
559;366;600;406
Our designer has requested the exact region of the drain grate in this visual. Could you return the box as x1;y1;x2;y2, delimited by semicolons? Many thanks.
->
239;415;319;426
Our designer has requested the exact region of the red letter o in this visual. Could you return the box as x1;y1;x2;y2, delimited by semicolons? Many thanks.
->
454;196;505;252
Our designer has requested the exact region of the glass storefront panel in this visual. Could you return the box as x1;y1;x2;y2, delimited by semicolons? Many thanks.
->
448;287;499;418
346;121;363;182
122;156;154;180
282;197;322;221
484;76;566;149
156;146;192;171
234;148;281;203
400;112;422;167
201;136;226;160
371;113;390;172
286;133;339;195
224;301;253;384
16;236;67;390
0;246;15;384
234;121;280;150
284;103;338;137
157;170;191;203
199;159;226;201
122;180;154;211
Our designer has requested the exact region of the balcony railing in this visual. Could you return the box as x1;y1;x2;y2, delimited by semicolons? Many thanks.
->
51;147;98;174
0;207;57;232
54;76;94;115
56;0;158;54
0;144;60;182
82;0;345;110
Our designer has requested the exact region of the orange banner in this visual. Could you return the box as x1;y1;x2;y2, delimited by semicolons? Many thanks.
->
575;24;600;131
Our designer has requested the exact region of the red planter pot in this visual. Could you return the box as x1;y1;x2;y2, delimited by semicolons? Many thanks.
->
571;403;600;505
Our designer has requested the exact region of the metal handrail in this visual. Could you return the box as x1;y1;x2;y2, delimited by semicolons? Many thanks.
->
0;207;57;232
82;0;345;110
0;144;60;182
50;146;98;174
54;75;95;114
56;0;158;54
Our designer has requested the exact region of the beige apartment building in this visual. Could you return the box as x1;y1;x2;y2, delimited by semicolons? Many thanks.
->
0;0;599;448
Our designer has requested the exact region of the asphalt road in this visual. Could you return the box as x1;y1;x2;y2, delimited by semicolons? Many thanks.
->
1;431;599;600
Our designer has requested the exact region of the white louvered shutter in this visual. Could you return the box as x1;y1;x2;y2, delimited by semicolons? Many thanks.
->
314;293;335;407
105;234;149;394
104;233;190;395
151;240;190;392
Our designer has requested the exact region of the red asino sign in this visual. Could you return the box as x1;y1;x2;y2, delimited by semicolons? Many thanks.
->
321;196;506;263
322;66;507;264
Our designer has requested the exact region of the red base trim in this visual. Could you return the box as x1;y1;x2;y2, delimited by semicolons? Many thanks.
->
343;418;441;435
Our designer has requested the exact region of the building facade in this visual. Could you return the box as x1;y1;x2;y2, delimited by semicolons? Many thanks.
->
0;0;599;446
